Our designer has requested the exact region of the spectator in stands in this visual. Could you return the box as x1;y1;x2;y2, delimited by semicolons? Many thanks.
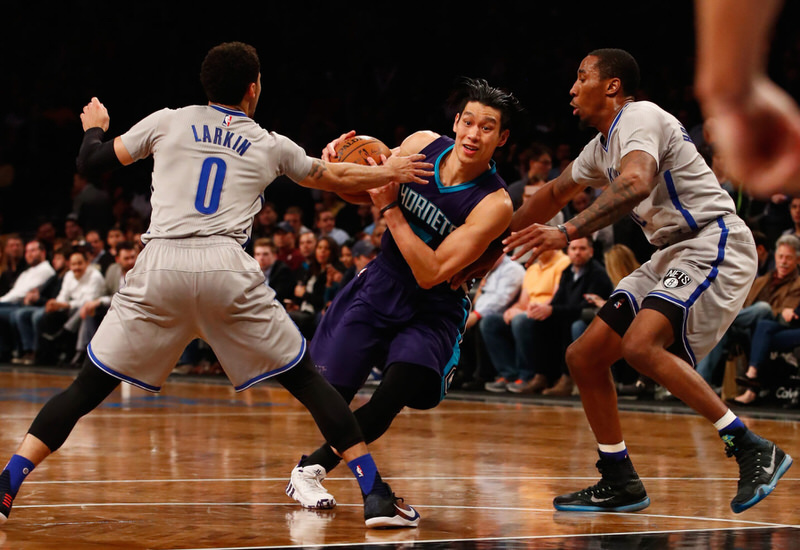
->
752;230;776;277
35;222;58;256
251;201;279;240
537;236;614;396
297;230;317;273
340;239;378;287
507;143;554;210
283;205;312;236
0;240;56;362
481;247;571;393
0;235;26;295
85;229;115;275
289;236;344;339
455;253;526;391
315;209;351;246
253;238;296;304
38;247;106;367
10;250;69;365
273;222;305;273
64;214;85;247
105;227;125;257
696;234;800;387
781;196;800;239
732;313;800;405
77;241;139;365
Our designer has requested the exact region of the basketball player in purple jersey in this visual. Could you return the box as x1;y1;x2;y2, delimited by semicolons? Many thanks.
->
0;42;435;529
285;78;522;518
502;49;792;514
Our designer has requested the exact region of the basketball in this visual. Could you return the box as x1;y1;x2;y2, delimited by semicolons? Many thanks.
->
331;135;392;204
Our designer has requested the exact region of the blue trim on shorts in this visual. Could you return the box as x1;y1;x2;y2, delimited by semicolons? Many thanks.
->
646;217;729;366
234;337;307;392
87;342;162;393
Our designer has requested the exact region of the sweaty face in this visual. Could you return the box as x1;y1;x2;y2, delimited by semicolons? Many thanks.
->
570;56;609;129
452;101;509;168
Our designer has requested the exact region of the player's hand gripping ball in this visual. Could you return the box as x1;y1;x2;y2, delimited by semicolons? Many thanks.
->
331;135;392;204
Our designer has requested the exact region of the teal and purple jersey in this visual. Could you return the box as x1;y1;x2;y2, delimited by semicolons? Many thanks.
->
310;135;509;395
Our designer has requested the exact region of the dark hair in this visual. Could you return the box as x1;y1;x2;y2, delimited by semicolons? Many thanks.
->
115;240;137;254
450;77;523;133
519;142;553;166
588;48;640;97
200;42;260;104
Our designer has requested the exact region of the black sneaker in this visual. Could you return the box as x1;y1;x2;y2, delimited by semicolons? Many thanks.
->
363;479;420;528
0;470;13;524
553;453;650;512
723;430;793;513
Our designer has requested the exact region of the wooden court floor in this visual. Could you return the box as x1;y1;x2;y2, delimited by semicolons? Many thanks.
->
0;367;797;550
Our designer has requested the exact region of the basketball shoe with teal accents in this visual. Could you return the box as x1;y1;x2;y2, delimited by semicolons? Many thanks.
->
723;430;793;513
553;452;650;512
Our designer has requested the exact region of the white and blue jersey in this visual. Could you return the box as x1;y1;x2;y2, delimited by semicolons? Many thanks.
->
571;101;736;247
577;101;757;365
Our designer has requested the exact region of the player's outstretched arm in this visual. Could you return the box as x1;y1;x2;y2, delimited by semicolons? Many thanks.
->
76;97;134;177
504;152;655;266
297;154;433;194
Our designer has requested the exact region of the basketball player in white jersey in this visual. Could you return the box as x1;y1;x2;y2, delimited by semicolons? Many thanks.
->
502;49;792;514
0;42;433;529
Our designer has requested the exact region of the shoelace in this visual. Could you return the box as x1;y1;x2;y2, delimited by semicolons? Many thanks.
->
727;443;767;484
573;460;618;497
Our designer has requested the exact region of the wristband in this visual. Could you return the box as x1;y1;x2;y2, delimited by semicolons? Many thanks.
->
557;224;571;244
380;201;399;215
473;311;482;320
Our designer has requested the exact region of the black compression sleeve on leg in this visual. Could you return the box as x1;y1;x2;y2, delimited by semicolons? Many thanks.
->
76;127;122;177
28;357;120;452
275;353;365;453
352;362;442;444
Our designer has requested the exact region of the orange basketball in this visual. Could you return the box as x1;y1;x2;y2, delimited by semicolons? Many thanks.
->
331;135;392;205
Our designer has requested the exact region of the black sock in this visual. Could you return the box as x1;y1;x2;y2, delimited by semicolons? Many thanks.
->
301;444;342;473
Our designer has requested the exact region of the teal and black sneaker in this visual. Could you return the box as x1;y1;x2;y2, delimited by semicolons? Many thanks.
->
724;431;793;513
553;452;650;512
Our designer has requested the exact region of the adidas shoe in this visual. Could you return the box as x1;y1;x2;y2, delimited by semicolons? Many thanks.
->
724;431;793;513
285;459;336;510
553;453;650;512
363;480;420;528
0;470;13;524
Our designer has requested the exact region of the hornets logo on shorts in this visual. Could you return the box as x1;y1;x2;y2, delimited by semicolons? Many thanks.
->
662;268;692;289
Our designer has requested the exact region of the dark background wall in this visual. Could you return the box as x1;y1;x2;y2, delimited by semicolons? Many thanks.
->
1;1;798;235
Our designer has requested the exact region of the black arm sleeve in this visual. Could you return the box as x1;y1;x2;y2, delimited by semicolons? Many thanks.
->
76;127;122;177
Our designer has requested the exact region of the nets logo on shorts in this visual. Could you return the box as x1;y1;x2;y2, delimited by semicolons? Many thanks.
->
662;268;692;289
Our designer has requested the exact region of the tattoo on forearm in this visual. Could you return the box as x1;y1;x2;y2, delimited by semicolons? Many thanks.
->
308;159;328;180
571;175;643;236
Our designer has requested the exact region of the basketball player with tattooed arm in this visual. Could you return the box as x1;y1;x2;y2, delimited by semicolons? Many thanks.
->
500;49;792;513
284;78;522;524
0;41;435;529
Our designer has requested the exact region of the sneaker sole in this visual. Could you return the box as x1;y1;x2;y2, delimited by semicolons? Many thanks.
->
365;505;420;528
553;496;651;513
731;453;793;513
285;481;336;510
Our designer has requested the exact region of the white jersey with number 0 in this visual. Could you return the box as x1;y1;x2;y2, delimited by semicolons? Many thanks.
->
571;101;736;248
120;104;313;246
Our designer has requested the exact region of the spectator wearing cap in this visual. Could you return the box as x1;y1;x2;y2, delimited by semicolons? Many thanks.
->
341;239;378;287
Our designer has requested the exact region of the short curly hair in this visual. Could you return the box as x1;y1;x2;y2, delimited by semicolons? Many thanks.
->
200;42;260;105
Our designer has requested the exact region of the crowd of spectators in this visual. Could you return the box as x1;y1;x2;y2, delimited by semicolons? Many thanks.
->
2;126;800;410
1;2;799;409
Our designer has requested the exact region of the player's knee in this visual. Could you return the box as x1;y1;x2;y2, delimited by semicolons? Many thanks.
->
565;339;592;379
620;331;655;373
